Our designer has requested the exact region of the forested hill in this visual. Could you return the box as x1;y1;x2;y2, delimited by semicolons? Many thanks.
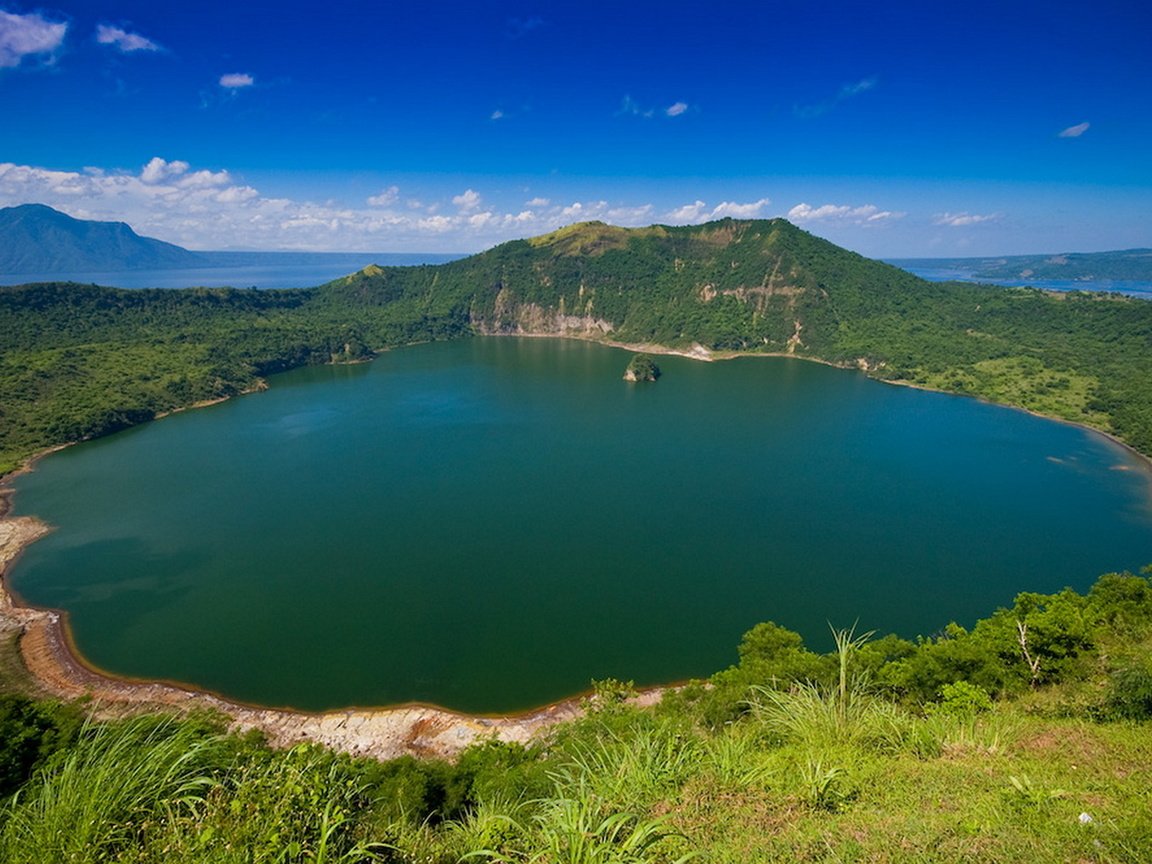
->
0;203;203;272
3;218;1152;475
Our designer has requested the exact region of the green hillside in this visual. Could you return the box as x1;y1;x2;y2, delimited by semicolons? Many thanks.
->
3;218;1152;476
1;566;1150;862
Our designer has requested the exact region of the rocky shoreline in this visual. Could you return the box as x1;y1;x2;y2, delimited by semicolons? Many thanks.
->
0;514;602;760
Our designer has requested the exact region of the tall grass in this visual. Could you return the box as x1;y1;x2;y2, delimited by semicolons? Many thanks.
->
0;714;220;864
552;722;701;812
747;625;913;752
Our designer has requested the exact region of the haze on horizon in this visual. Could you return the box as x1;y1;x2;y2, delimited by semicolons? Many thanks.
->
0;0;1148;258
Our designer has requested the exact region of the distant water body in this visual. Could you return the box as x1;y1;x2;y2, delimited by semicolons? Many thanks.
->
0;251;464;290
10;338;1152;713
890;261;1152;299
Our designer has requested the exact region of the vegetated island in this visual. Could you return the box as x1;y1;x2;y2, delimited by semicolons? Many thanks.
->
623;353;661;382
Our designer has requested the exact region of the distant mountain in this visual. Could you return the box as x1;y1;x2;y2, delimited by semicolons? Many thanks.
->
0;203;205;272
891;248;1152;283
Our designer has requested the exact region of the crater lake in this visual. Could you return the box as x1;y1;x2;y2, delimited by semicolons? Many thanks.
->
9;337;1152;713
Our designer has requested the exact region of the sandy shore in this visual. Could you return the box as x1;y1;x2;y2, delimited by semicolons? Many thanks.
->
0;514;619;760
1;331;1147;759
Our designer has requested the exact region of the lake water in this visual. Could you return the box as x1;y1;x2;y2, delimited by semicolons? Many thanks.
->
890;262;1152;299
0;251;463;290
9;338;1152;712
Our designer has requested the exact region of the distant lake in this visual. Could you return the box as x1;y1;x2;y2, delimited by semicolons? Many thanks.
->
889;262;1152;299
9;338;1152;713
0;251;464;290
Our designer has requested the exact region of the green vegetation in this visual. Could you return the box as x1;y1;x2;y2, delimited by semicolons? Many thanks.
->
623;354;660;382
4;218;1152;476
0;567;1151;861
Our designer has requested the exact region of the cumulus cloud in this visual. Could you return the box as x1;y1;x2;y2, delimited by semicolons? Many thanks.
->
665;101;688;117
666;200;708;222
664;198;773;224
788;202;902;225
367;185;400;207
710;198;771;219
0;9;67;68
452;189;482;211
0;157;715;252
932;212;1001;227
490;109;504;120
96;24;159;52
1058;121;1090;138
219;72;254;89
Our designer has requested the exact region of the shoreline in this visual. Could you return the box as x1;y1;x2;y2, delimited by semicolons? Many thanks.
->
0;512;633;761
2;331;1150;750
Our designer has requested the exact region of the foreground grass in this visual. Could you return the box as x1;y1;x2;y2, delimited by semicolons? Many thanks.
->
1;568;1150;862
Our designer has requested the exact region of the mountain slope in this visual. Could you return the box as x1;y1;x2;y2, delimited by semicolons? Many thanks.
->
3;218;1152;475
0;204;203;272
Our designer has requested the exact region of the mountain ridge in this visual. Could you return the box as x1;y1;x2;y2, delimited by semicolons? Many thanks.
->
2;215;1152;474
0;203;204;272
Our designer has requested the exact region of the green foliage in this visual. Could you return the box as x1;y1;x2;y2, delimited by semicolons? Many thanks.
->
1100;663;1152;720
624;354;660;382
934;681;994;717
5;218;1152;475
0;564;1149;860
0;696;81;798
0;714;222;863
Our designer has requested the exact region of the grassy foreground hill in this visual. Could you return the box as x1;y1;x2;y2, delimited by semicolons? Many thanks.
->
0;566;1150;862
3;218;1152;475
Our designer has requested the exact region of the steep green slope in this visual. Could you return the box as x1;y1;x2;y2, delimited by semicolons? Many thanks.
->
3;218;1152;476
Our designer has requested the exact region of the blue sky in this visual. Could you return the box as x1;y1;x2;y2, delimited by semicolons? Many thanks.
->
1;1;1149;255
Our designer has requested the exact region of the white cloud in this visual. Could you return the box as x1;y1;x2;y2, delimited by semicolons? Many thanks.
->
95;24;159;52
219;72;254;89
618;94;654;119
664;198;773;224
796;75;879;118
490;109;504;120
367;185;400;207
932;212;1001;227
665;101;688;117
0;9;67;68
1058;121;1090;138
788;202;902;225
0;157;716;252
839;77;877;98
452;188;482;211
665;201;708;222
710;198;771;219
140;157;187;184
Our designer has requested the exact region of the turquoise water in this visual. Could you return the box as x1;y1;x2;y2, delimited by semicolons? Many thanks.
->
10;338;1152;712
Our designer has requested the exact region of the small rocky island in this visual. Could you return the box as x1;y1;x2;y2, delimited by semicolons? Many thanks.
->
623;353;661;382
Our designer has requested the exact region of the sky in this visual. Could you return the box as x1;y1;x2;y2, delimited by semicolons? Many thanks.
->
0;0;1149;256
